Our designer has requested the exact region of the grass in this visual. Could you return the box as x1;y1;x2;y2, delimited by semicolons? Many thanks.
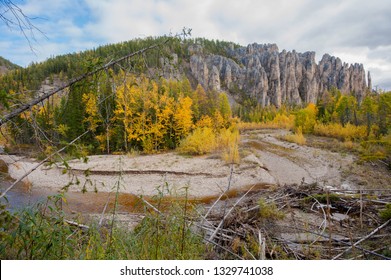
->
0;188;208;260
313;123;366;141
379;204;391;221
282;128;306;145
258;198;285;221
237;114;294;131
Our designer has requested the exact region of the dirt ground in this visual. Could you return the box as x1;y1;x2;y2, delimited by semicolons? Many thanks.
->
3;129;388;202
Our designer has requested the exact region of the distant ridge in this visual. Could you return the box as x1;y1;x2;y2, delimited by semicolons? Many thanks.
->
0;56;21;75
0;37;370;107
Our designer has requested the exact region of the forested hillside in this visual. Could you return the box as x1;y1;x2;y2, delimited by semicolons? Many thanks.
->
0;36;390;165
0;56;20;76
1;35;390;262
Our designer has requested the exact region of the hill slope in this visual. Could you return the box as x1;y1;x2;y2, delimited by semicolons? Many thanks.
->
0;56;20;75
0;37;370;107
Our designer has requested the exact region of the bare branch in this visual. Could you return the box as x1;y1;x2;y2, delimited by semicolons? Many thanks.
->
0;0;46;52
0;129;90;199
332;218;391;260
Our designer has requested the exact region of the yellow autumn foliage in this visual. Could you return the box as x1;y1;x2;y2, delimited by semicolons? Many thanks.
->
178;125;240;163
314;123;366;141
177;127;216;155
283;127;306;145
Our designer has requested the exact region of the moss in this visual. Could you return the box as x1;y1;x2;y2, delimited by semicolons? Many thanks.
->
379;204;391;221
258;198;284;220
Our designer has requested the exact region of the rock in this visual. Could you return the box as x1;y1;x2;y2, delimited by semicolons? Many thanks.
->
331;213;350;222
368;71;372;92
188;43;369;107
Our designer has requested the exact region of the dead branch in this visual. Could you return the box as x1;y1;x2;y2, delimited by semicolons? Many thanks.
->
208;184;255;242
332;218;391;260
0;129;90;199
64;219;90;230
203;166;234;220
0;39;170;126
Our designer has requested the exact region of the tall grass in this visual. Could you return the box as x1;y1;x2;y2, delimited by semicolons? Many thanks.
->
0;189;207;259
282;127;306;145
313;123;366;141
237;113;294;131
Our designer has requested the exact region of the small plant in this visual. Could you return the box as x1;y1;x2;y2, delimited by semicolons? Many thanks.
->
283;127;306;145
379;204;391;221
258;198;284;220
219;127;240;164
303;193;341;204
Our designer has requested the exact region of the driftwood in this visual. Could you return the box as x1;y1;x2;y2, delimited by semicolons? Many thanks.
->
208;183;255;242
332;218;391;260
198;182;391;260
64;219;89;230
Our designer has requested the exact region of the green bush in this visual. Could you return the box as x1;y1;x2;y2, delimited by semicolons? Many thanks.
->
379;204;391;221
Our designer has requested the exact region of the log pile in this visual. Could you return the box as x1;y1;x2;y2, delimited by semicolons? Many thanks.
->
198;182;391;260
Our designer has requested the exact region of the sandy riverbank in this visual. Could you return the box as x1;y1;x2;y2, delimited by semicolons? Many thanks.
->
1;129;367;201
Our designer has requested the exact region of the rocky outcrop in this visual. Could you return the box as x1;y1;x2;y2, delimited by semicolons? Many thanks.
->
188;43;369;107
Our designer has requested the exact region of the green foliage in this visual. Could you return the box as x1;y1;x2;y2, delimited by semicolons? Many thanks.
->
335;95;358;126
0;89;10;109
379;204;391;221
258;198;284;220
304;193;341;204
0;56;21;71
0;190;207;260
294;103;317;133
359;135;391;163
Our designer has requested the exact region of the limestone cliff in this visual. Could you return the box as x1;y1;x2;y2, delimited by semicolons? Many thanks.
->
187;43;369;107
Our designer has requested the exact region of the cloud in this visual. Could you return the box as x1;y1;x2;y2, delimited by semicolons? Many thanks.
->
1;0;390;89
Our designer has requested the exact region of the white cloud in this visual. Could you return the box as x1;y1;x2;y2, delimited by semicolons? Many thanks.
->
1;0;390;89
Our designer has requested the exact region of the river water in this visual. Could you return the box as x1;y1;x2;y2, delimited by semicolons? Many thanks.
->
0;179;52;212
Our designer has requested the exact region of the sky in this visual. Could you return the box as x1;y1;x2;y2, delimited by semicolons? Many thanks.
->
1;0;390;90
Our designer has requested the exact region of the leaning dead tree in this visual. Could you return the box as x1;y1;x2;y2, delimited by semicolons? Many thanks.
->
0;39;169;127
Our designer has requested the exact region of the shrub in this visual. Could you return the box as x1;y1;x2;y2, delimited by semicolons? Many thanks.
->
178;127;216;155
379;204;391;221
258;198;284;220
283;127;306;145
313;123;366;141
217;127;240;164
237;113;294;131
294;103;317;133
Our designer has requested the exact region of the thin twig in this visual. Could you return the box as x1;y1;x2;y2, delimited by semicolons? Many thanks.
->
64;219;90;230
332;218;391;260
140;196;163;215
208;184;256;242
204;167;234;220
0;40;170;126
0;129;90;199
99;191;112;226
